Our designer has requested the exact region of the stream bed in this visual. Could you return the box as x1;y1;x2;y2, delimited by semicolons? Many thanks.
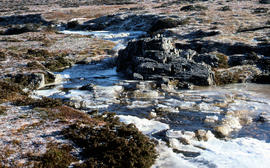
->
33;30;270;168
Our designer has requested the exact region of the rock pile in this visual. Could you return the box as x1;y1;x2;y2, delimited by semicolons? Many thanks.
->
117;36;214;87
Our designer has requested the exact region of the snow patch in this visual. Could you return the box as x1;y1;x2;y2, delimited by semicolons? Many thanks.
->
118;115;169;135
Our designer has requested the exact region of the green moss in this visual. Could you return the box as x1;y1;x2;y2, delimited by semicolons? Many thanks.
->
215;53;229;68
45;57;72;72
44;72;56;84
0;80;27;103
35;105;92;121
0;51;6;61
14;97;62;108
8;73;43;90
62;112;157;168
26;49;51;59
26;61;45;70
214;70;243;85
0;106;7;115
33;144;76;168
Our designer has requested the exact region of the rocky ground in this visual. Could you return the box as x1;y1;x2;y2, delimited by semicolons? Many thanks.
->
0;0;270;167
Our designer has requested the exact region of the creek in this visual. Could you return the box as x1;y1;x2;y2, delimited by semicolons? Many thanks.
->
33;30;270;168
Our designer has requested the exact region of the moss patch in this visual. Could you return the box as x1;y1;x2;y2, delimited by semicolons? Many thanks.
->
32;144;76;168
36;105;94;121
0;106;7;115
214;69;243;85
14;97;62;108
0;80;27;103
26;61;45;70
0;50;6;61
44;56;72;72
62;112;157;168
215;53;229;68
26;49;52;60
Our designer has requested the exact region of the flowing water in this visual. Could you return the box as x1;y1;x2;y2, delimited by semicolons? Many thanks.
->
33;30;270;168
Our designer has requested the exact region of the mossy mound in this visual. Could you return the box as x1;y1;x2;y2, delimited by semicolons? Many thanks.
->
32;144;76;168
14;97;62;108
0;106;7;115
45;57;72;72
62;113;157;168
27;61;45;70
215;53;229;68
0;50;6;61
26;49;52;59
0;80;27;103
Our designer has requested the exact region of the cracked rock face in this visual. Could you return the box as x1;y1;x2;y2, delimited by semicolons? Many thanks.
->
116;37;214;86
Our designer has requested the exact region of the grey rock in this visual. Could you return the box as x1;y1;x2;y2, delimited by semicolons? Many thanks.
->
193;53;219;67
133;73;144;80
257;112;270;123
81;13;184;33
228;53;260;67
259;0;270;4
0;14;50;26
117;37;214;86
79;83;96;91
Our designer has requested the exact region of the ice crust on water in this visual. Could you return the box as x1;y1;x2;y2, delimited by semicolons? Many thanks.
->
61;30;146;43
32;30;270;168
153;141;196;168
119;115;270;168
155;137;270;168
118;115;169;135
192;137;270;168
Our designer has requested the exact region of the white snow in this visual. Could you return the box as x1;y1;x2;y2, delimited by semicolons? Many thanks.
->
192;137;270;168
153;141;196;168
118;115;169;135
60;30;146;42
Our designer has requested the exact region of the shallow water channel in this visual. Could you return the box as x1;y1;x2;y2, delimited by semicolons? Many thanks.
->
33;30;270;168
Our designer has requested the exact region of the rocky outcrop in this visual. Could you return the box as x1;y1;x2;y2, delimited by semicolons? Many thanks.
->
259;0;270;4
117;36;270;86
0;14;52;35
69;13;186;33
117;37;214;86
0;14;50;26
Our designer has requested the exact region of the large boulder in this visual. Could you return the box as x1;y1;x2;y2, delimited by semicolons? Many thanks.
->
116;37;214;86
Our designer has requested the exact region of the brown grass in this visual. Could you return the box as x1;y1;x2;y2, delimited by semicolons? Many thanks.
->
43;5;136;21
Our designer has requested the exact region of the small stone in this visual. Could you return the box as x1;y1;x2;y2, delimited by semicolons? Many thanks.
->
257;112;270;123
132;90;159;98
204;115;219;125
133;73;144;80
79;83;96;91
214;125;232;137
195;129;208;141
